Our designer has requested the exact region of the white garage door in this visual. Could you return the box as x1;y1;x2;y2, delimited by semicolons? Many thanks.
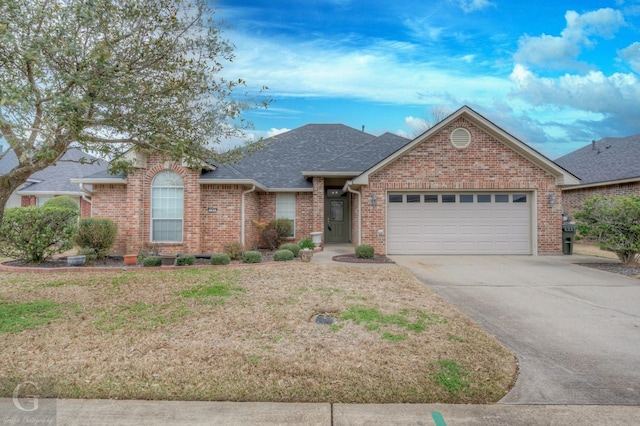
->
387;193;532;255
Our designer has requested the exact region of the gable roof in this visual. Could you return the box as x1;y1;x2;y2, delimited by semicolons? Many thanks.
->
0;149;19;176
555;134;640;187
10;148;110;195
350;105;579;187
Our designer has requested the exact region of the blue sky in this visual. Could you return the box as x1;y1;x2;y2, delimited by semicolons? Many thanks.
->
214;0;640;158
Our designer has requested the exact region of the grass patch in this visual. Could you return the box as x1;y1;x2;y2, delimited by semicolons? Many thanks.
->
432;359;472;396
0;300;64;333
340;305;446;339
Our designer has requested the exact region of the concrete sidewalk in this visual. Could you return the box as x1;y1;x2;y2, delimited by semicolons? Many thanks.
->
2;398;639;425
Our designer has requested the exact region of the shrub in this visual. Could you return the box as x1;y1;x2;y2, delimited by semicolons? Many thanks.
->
258;219;293;249
298;238;314;250
355;244;375;259
43;196;80;214
142;256;162;267
575;194;640;264
274;249;294;261
223;241;244;260
0;206;78;263
75;218;118;260
279;243;301;257
242;250;262;264
176;254;196;266
210;253;231;265
77;247;98;265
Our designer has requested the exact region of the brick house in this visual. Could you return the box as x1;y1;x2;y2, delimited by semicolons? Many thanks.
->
74;106;579;256
555;134;640;220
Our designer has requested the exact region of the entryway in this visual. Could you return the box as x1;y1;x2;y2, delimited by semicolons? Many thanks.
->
324;191;350;243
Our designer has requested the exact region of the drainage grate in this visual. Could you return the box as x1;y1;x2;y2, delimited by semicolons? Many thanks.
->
314;315;335;325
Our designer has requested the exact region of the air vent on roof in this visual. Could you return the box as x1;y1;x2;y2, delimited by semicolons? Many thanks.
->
450;128;471;148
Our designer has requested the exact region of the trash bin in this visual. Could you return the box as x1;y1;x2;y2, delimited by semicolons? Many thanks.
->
562;224;576;255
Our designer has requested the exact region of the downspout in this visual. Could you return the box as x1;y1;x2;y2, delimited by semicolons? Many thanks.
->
241;185;256;247
343;180;361;246
79;183;93;216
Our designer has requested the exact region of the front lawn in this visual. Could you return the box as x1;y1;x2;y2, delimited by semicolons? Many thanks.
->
0;264;516;403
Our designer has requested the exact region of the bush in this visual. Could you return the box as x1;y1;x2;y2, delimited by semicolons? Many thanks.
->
355;244;375;259
575;194;640;264
210;253;231;265
75;218;118;259
242;250;262;264
223;241;244;260
0;206;78;263
298;238;314;250
176;254;195;266
43;196;80;214
142;256;162;267
274;249;294;261
279;243;301;257
77;247;98;265
258;219;293;250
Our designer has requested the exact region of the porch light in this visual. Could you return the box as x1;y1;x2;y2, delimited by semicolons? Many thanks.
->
371;193;377;206
548;193;556;207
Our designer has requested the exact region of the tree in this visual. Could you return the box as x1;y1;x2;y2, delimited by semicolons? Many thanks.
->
0;0;268;223
411;106;453;137
574;195;640;264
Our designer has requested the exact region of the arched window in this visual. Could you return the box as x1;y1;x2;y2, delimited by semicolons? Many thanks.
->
151;171;184;242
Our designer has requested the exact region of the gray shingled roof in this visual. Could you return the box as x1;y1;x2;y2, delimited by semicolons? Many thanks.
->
0;148;110;194
555;134;640;185
202;124;380;189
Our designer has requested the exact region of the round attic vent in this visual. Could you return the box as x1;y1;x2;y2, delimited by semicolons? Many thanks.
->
450;128;471;148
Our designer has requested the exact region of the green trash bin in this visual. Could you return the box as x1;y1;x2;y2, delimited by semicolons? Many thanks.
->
562;224;576;255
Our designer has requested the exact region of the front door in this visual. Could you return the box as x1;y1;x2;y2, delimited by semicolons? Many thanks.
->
324;195;350;243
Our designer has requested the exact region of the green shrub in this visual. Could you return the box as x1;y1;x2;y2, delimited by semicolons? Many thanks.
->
223;241;244;260
75;218;118;259
242;250;262;264
42;196;80;214
274;249;294;261
279;243;301;257
355;244;375;259
176;254;196;266
142;256;162;267
298;238;314;250
210;253;231;265
0;206;78;263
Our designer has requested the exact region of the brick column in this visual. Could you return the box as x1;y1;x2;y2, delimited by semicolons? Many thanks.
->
312;177;324;242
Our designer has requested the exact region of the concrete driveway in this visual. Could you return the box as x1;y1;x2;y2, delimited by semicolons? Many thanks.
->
391;254;640;405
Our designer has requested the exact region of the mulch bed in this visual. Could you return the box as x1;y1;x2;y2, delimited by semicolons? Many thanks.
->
577;262;640;278
332;254;395;264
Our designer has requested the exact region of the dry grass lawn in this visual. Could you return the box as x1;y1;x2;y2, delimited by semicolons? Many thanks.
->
0;264;516;403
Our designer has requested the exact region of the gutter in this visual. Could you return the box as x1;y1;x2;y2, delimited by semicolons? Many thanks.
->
241;185;256;247
342;180;361;245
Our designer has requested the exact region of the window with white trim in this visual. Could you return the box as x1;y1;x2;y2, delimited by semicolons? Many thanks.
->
151;171;184;242
276;193;296;238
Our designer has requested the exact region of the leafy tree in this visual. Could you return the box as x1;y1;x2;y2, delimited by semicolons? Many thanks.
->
0;0;268;223
42;196;80;214
575;195;640;264
0;206;78;263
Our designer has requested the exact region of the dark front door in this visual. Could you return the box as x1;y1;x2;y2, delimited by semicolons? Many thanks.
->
324;195;350;243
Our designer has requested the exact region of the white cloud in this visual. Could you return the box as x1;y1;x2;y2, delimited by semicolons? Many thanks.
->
619;42;640;73
514;8;626;69
458;0;495;13
265;128;290;138
509;64;640;128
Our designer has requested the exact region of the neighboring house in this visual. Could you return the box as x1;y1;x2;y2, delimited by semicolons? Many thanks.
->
74;106;579;256
0;147;109;216
555;134;640;220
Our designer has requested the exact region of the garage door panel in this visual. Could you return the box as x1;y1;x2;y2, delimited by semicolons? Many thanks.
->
388;192;532;255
